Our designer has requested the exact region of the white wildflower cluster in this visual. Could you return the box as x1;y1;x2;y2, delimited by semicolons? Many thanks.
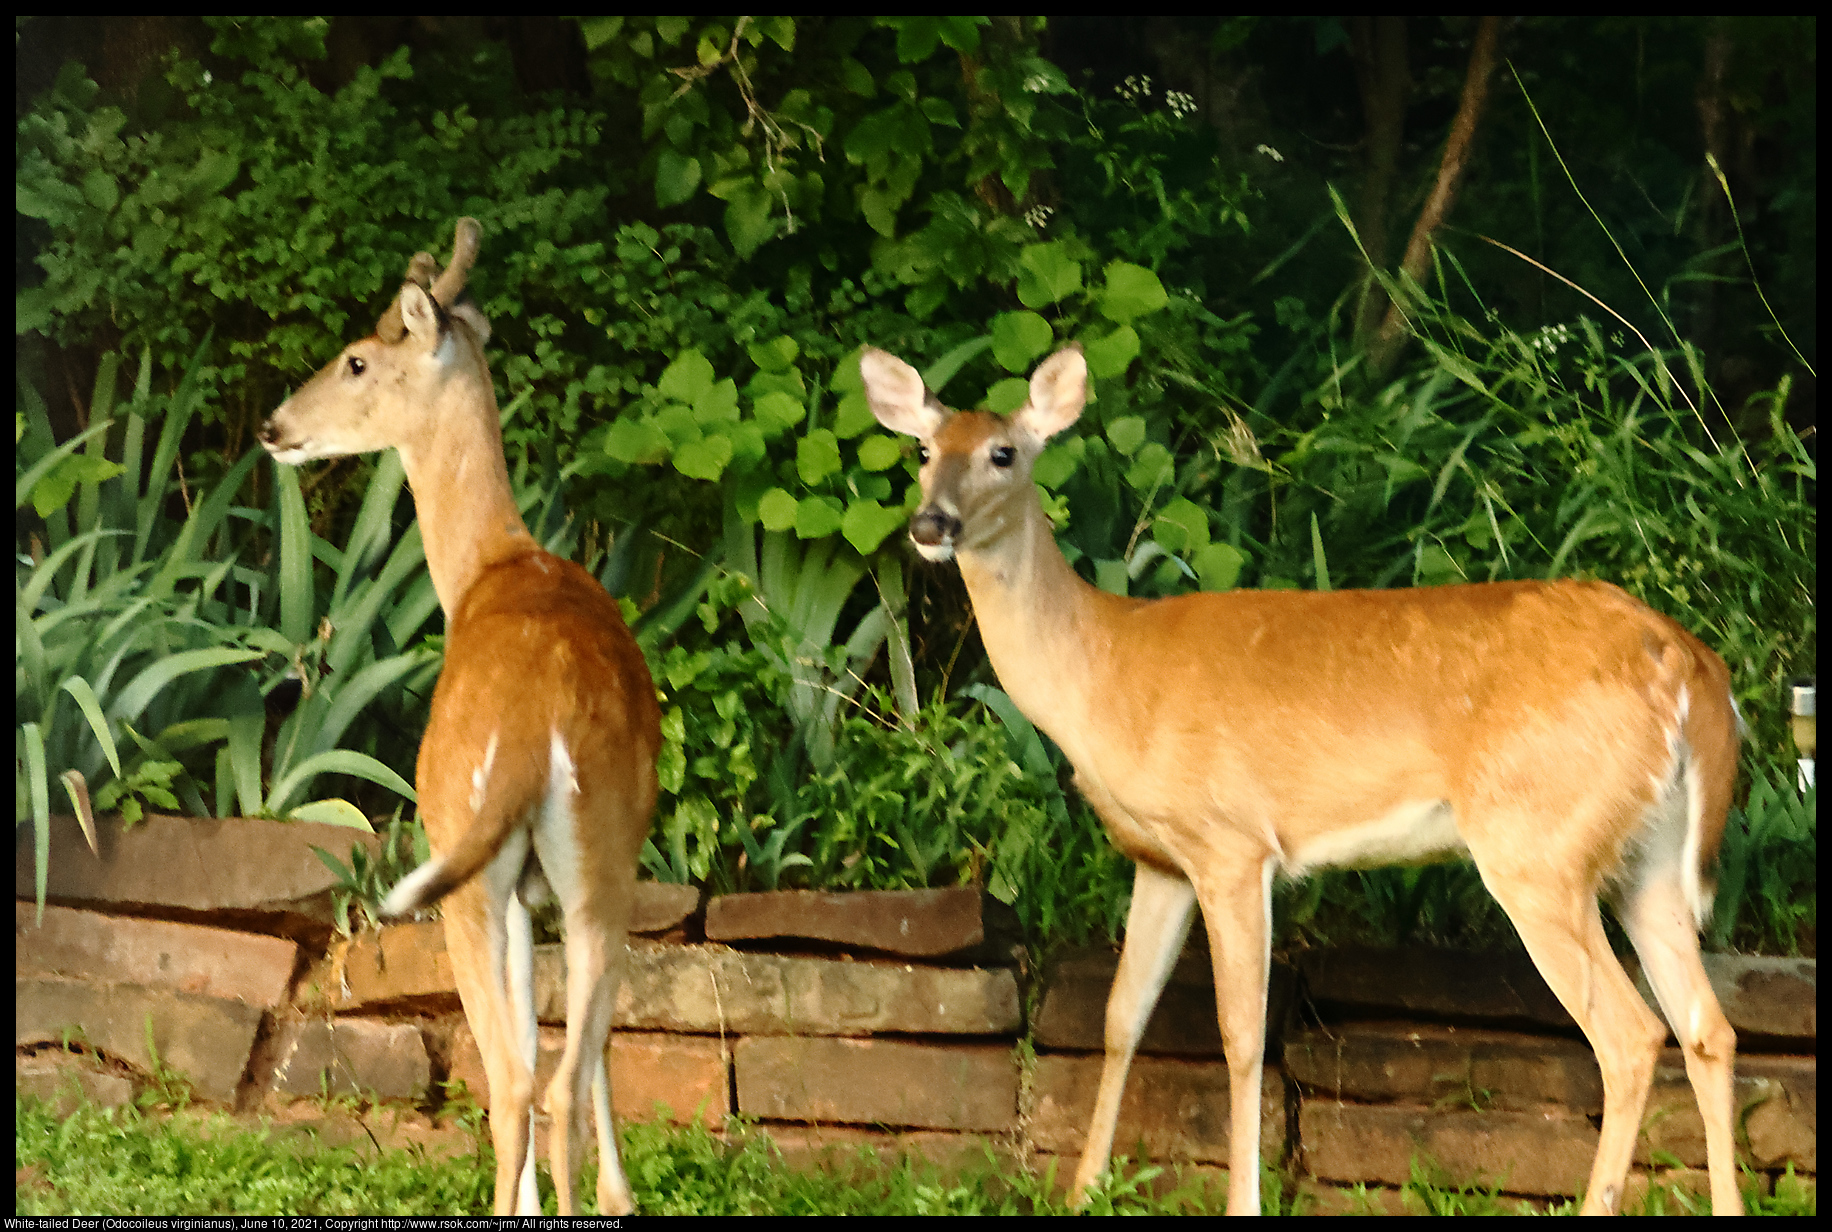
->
1116;74;1153;103
1255;143;1284;163
1530;323;1575;355
1024;203;1055;231
1165;90;1197;119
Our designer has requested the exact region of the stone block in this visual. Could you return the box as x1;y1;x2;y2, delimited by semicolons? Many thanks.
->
16;975;261;1103
447;1025;729;1127
16;1051;136;1115
17;901;298;1008
1033;946;1296;1056
706;887;984;957
1297;946;1574;1029
589;943;1022;1037
1028;1053;1285;1164
267;1018;430;1100
1635;954;1815;1042
1299;1099;1600;1197
762;1125;1021;1181
735;1036;1018;1131
16;813;382;943
1283;1022;1604;1113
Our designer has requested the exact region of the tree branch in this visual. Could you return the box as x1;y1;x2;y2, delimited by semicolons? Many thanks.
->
1368;16;1503;377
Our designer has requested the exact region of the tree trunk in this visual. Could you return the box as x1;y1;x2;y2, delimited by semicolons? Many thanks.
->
1349;17;1411;345
1367;16;1503;378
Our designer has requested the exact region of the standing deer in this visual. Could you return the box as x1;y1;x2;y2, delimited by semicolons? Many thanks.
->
861;344;1744;1215
260;219;659;1216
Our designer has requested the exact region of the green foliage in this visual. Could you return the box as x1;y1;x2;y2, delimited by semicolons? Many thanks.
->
17;24;617;444
15;343;428;924
1708;772;1815;955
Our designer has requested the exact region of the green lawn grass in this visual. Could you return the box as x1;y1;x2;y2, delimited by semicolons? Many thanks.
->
14;1095;1811;1216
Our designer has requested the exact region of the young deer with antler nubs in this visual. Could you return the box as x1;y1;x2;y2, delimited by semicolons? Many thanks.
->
862;344;1745;1215
260;220;659;1216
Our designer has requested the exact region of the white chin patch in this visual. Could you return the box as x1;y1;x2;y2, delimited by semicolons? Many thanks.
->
263;443;314;465
914;541;955;562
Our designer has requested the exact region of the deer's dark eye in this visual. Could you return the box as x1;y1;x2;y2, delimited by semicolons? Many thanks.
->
917;445;931;465
347;356;367;377
990;445;1016;468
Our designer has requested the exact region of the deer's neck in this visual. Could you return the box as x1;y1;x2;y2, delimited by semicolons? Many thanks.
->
955;500;1128;749
396;374;534;619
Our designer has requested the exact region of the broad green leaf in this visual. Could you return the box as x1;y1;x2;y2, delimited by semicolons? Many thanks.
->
1016;242;1083;308
655;404;703;446
658;348;715;405
1125;442;1174;492
694;378;739;424
1100;261;1169;322
605;417;669;464
1083;324;1141;378
748;335;800;373
288;799;375;831
754;390;806;435
841;499;907;555
794;495;845;539
724;181;777;256
655;148;702;208
1033;439;1083;489
1106;416;1148;456
1193;542;1246;591
1153;498;1211;554
110;648;265;724
797;430;842;485
894;16;943;62
838;56;875;97
674;433;734;481
990;311;1055;373
757;15;795;51
758;487;800;531
833;391;876;438
727;420;767;464
268;750;416;817
857;435;903;472
986;378;1030;415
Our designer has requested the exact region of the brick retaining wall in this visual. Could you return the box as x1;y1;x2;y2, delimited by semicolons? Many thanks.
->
15;814;1818;1208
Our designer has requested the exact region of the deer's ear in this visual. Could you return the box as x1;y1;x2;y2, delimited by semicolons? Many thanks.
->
1013;346;1088;441
399;283;442;347
861;348;945;438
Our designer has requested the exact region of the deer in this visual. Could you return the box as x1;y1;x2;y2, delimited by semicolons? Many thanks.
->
260;219;660;1216
860;344;1744;1216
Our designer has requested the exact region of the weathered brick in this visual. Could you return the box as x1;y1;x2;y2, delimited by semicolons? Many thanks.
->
17;901;298;1008
303;933;1020;1036
1298;946;1574;1028
16;975;260;1103
762;1125;1021;1181
15;1052;135;1115
267;1018;430;1100
1028;1053;1285;1164
735;1036;1018;1131
1283;1022;1604;1112
706;887;984;957
1033;947;1300;1057
447;1025;729;1127
1635;954;1815;1041
16;814;382;941
593;943;1021;1036
296;920;456;1012
1299;1099;1599;1197
1643;1052;1815;1172
630;882;703;936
